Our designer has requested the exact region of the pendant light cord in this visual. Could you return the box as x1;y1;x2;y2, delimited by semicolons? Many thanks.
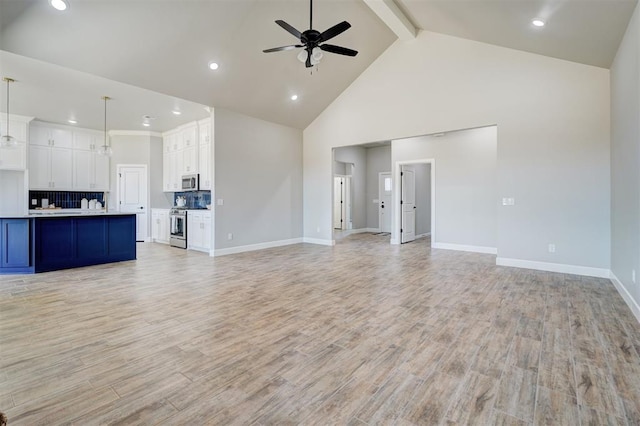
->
102;95;110;150
3;78;12;140
104;96;107;148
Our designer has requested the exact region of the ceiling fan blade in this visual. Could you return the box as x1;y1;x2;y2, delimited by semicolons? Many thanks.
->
275;20;302;39
318;21;351;43
263;45;304;53
320;44;358;57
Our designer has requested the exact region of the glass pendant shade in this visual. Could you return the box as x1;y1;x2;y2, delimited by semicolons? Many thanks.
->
97;145;113;156
1;77;17;149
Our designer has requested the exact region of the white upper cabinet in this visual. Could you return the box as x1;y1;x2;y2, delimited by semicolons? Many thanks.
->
198;118;212;190
31;125;72;148
29;123;73;189
163;122;203;192
72;129;109;190
29;122;108;190
0;115;33;171
29;143;73;189
181;124;199;175
73;130;101;151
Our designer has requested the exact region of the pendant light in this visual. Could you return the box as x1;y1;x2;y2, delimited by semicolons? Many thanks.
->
1;77;17;148
97;96;112;156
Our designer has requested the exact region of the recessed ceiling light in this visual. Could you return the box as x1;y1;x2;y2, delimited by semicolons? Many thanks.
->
68;119;77;124
532;19;545;27
49;0;68;11
291;95;298;101
142;122;151;127
172;110;182;115
208;62;219;70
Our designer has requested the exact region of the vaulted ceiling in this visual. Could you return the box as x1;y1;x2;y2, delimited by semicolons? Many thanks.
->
0;0;637;132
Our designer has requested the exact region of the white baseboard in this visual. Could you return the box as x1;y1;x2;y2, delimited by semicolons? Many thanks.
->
334;228;375;237
432;242;497;254
366;228;381;233
213;238;303;257
302;237;335;246
496;257;610;278
610;272;640;324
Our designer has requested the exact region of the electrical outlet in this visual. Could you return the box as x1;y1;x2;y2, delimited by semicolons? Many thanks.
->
633;270;636;283
31;199;37;205
548;243;556;253
316;226;320;233
227;233;233;240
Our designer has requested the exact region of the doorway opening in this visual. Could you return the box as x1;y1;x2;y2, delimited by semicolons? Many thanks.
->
333;175;352;231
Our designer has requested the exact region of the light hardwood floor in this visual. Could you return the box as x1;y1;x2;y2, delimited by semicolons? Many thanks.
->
1;234;639;425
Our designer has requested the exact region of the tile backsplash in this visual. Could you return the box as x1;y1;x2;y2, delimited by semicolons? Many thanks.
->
29;191;105;209
173;191;211;209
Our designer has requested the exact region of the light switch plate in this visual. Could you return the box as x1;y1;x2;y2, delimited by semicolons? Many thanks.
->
217;199;224;206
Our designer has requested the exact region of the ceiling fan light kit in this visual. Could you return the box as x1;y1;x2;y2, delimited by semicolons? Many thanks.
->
263;0;358;69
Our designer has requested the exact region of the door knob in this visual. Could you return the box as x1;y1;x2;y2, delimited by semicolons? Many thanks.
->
139;206;144;210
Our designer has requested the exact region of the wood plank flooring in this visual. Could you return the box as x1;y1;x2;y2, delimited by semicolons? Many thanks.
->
1;233;639;425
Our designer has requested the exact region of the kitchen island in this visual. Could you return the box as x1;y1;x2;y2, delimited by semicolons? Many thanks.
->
0;212;136;274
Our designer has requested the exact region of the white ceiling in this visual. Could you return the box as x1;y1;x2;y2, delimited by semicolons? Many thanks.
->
0;0;637;132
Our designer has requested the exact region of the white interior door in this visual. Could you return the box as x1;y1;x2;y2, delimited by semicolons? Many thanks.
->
333;177;346;230
379;172;392;233
401;166;416;243
118;164;148;242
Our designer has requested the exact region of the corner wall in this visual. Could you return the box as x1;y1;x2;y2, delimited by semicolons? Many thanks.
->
611;3;640;319
214;108;303;251
304;31;610;272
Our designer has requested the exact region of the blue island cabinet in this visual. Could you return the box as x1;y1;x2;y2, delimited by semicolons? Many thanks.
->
0;219;34;274
34;215;136;273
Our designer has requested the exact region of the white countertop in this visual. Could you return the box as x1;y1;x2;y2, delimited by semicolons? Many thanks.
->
0;210;137;219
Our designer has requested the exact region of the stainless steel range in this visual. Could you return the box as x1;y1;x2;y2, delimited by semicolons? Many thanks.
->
169;208;187;248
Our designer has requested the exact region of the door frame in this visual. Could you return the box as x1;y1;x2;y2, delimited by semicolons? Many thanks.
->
333;176;345;230
116;163;149;242
392;159;435;246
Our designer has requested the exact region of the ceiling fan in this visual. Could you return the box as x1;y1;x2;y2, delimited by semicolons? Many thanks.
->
263;0;358;68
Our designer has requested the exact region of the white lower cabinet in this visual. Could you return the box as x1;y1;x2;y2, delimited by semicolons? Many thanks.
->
151;209;170;244
187;210;211;252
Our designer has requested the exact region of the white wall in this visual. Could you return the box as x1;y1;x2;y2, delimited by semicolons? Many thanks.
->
214;108;302;250
109;132;169;209
611;3;640;316
303;31;610;272
334;146;367;230
365;145;391;229
393;127;496;249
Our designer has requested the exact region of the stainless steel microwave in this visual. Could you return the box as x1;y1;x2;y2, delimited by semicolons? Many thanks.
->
181;174;199;191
